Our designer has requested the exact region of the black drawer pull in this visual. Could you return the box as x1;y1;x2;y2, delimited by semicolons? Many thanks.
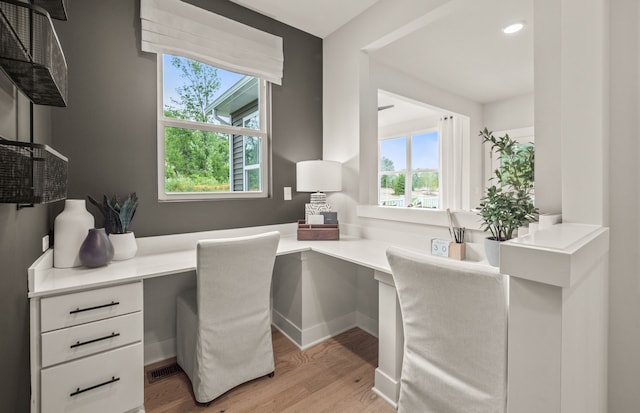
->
70;332;120;349
69;301;120;314
70;376;120;397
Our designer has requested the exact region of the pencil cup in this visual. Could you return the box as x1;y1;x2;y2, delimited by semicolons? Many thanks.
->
449;242;466;260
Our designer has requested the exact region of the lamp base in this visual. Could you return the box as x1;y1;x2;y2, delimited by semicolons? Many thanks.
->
310;192;327;204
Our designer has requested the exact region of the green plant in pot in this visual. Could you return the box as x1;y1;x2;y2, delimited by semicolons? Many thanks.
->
478;128;537;266
88;193;139;261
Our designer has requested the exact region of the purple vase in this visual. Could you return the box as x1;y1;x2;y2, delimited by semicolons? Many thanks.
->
79;228;114;268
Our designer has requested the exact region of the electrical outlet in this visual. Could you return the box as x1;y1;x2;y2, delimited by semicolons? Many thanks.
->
284;187;292;201
42;235;49;252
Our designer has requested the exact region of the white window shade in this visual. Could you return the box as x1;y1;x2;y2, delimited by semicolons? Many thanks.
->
141;0;284;85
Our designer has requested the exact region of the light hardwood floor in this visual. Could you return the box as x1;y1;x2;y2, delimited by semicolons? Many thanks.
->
144;327;395;412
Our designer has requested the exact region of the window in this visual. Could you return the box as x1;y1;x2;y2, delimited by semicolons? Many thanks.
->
158;54;269;201
487;127;535;187
379;129;440;209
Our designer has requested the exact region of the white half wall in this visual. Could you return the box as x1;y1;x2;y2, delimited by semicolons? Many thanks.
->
369;60;484;210
323;0;485;237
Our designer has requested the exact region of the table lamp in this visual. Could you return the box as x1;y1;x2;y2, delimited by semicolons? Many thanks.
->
296;160;342;223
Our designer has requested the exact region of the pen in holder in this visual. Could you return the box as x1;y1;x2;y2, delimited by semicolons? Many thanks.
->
448;226;466;260
446;209;466;260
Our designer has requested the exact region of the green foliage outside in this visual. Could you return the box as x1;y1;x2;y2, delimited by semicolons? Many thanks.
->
380;156;395;189
393;174;405;195
164;57;230;192
380;155;439;198
412;172;439;194
478;128;537;241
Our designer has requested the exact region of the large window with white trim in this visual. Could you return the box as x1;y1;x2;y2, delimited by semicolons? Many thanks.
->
158;54;269;201
376;90;468;211
379;129;440;208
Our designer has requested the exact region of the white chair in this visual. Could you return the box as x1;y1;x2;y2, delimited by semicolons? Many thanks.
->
386;247;508;413
176;231;280;404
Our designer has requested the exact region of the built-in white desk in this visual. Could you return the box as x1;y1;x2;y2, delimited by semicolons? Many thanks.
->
28;222;441;412
28;221;610;413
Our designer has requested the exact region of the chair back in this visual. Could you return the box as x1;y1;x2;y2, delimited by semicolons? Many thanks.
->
386;247;508;413
196;231;280;374
196;231;280;324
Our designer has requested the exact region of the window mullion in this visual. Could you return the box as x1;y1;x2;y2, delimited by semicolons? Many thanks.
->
160;118;267;138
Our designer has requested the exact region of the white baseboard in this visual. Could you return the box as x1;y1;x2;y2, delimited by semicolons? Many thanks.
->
144;338;176;365
272;309;303;348
147;311;379;365
374;368;400;408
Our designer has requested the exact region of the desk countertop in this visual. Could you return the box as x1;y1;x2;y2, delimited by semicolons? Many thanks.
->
29;221;606;298
29;220;535;298
28;224;401;298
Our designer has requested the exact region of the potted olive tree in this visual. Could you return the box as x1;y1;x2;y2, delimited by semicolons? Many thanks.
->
88;193;139;260
478;128;537;266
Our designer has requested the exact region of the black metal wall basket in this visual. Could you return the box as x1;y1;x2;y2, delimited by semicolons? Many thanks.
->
0;0;68;106
0;139;68;204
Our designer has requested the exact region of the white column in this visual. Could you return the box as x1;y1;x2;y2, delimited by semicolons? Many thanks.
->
373;270;403;407
560;0;610;225
501;224;609;413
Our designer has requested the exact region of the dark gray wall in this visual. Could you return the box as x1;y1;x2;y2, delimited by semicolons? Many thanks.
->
0;72;52;412
51;0;323;237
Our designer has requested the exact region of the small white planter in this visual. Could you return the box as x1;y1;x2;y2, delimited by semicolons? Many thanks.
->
109;232;138;261
484;237;501;267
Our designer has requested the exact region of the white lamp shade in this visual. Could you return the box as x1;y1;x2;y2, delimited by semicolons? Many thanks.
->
296;160;342;192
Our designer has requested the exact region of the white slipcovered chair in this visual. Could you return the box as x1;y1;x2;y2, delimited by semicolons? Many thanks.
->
386;247;508;413
176;231;280;404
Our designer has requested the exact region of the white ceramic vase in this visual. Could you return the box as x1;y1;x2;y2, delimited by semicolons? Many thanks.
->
484;237;501;267
109;232;138;260
54;199;95;268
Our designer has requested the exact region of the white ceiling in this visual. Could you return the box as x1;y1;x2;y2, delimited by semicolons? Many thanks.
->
378;90;442;128
370;0;533;104
228;0;381;38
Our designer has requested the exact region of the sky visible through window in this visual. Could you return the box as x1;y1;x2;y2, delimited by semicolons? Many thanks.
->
380;130;439;171
163;54;244;109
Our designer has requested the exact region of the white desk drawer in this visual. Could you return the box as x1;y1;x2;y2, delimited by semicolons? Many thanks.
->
41;282;142;332
41;342;143;413
41;311;143;368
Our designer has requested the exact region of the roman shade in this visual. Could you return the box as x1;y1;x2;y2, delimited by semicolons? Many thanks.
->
140;0;284;85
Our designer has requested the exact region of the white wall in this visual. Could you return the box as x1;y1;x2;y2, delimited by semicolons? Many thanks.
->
482;92;534;133
370;60;484;210
608;1;640;412
533;0;562;215
323;0;484;240
324;0;640;411
560;0;610;225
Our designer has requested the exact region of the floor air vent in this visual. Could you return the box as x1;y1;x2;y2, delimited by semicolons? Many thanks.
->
147;363;182;383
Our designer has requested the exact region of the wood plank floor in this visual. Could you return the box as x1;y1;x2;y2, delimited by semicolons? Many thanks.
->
144;327;395;413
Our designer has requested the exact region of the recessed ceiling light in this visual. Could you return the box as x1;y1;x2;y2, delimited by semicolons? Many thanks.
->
502;22;524;34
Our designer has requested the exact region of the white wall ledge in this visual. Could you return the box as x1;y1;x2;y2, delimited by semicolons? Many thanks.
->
357;204;482;230
500;223;610;287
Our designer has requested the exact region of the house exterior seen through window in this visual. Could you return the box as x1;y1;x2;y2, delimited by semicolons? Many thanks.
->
379;130;440;209
158;54;269;201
